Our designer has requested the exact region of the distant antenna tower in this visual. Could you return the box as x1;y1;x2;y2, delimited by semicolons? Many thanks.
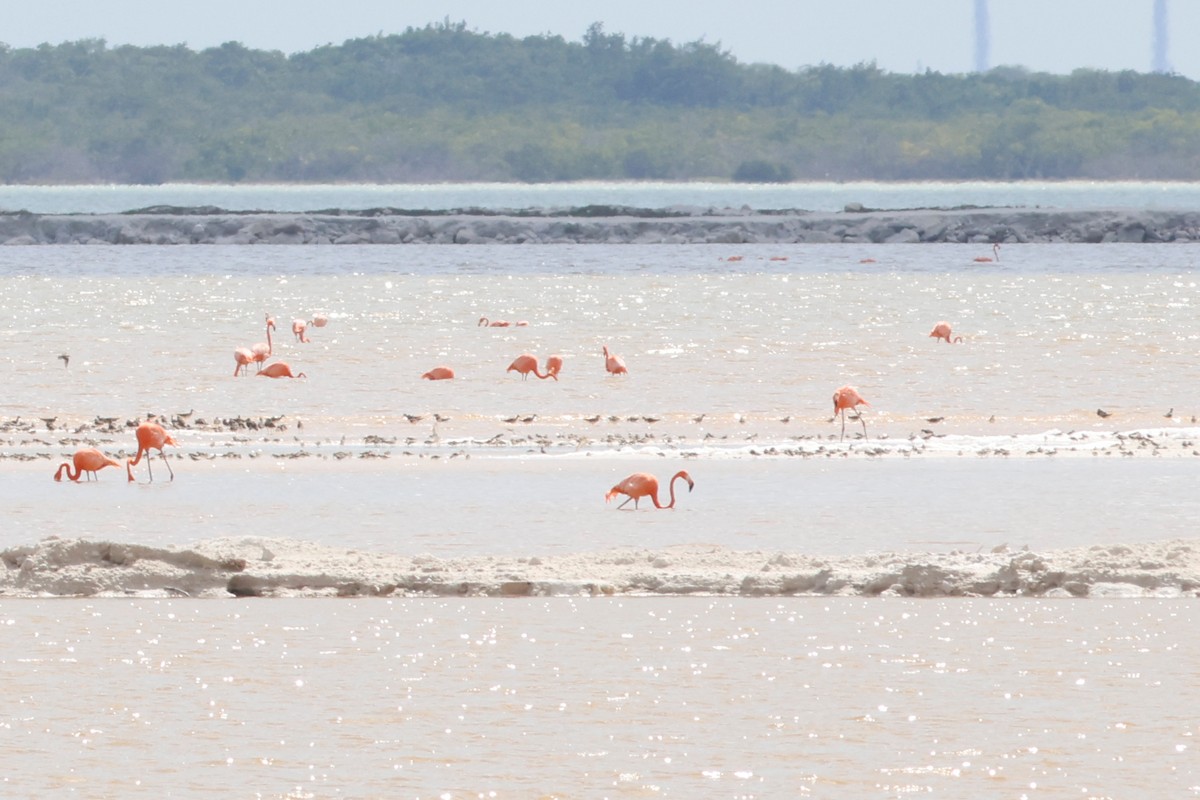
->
974;0;990;73
1152;0;1170;73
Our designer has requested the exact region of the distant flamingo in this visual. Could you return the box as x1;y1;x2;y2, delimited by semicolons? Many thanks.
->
292;319;310;343
603;345;628;376
311;313;328;327
929;321;963;344
545;354;563;378
251;315;275;372
54;447;120;482
422;366;455;380
973;243;1001;263
126;422;177;483
833;385;870;441
258;362;307;379
479;317;510;327
233;346;254;376
606;470;695;510
507;354;554;380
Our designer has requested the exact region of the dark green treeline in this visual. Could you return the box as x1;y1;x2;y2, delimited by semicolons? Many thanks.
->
1;20;1198;184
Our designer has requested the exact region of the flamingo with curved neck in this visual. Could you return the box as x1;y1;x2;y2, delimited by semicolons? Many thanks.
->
54;447;121;482
928;321;963;344
507;353;554;380
606;470;695;509
126;422;177;483
251;315;275;371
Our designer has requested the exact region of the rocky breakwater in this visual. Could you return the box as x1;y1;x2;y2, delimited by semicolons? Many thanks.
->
2;204;1199;245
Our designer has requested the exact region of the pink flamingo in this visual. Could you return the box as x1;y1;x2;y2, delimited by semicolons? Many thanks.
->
479;317;528;328
507;354;554;380
233;347;254;376
251;315;275;372
422;366;455;380
603;345;627;375
973;243;1001;263
832;385;870;441
545;355;563;378
258;362;306;379
311;313;328;328
929;321;963;344
54;447;121;482
292;319;310;343
606;470;695;510
126;422;177;483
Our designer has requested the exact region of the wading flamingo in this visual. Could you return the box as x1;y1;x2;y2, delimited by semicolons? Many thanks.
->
606;470;695;510
422;366;455;380
973;243;1001;263
258;362;306;379
292;319;310;343
54;447;121;482
603;345;628;375
233;347;254;376
251;315;275;372
545;354;563;378
833;385;870;441
479;317;528;327
929;321;963;344
126;422;177;483
507;354;555;380
311;313;328;327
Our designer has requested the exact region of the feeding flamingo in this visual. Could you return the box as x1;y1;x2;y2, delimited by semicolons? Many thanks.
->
292;319;310;343
507;354;554;380
233;347;254;376
422;366;455;380
929;321;963;344
54;447;121;482
832;385;870;441
605;470;695;510
251;315;275;372
602;345;627;375
311;313;328;327
973;243;1001;263
126;422;177;483
258;362;306;379
545;355;563;378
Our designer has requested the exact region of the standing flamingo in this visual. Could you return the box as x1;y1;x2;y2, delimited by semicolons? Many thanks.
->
929;321;963;344
507;354;554;380
606;470;695;509
422;366;455;380
292;319;310;343
126;422;177;483
832;385;870;441
545;355;563;378
233;346;254;376
258;362;306;379
311;313;328;328
251;315;275;372
973;243;1001;263
54;447;121;482
603;345;628;375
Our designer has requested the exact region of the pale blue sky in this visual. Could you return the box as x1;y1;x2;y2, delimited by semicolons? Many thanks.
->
4;1;1197;79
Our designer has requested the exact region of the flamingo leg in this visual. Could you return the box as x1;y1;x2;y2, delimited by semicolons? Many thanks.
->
618;496;633;509
159;451;175;481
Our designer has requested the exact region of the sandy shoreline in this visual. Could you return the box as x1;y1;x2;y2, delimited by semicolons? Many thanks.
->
2;205;1198;245
2;535;1197;599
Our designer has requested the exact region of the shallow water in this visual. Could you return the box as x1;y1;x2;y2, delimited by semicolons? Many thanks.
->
5;179;1200;214
2;597;1197;798
3;242;1200;557
4;234;1200;796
